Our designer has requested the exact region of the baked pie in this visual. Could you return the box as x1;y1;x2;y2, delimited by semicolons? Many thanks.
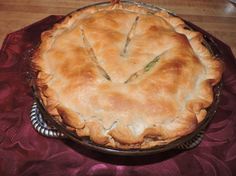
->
33;2;223;149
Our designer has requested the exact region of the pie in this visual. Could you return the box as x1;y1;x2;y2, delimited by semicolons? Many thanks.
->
33;2;223;149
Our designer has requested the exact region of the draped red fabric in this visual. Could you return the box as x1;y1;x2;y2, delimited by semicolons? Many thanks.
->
0;15;236;176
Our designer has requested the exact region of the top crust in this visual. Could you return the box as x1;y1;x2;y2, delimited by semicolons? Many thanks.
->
33;3;223;149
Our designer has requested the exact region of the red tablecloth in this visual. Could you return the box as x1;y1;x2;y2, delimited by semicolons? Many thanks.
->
1;15;236;176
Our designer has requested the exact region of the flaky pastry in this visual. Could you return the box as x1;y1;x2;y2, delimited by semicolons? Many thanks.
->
33;3;223;149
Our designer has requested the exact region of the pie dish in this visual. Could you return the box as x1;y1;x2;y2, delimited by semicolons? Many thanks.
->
32;1;223;149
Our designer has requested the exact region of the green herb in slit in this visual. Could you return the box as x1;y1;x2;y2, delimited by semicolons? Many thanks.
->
121;16;139;56
81;27;111;81
124;72;138;83
144;56;160;72
124;55;161;83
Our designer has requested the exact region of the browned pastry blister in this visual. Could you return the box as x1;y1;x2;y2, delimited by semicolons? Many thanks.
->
32;3;223;149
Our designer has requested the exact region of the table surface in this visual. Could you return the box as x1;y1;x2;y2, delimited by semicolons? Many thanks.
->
0;0;236;56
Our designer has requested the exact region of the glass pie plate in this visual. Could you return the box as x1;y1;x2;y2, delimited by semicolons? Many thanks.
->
29;1;223;156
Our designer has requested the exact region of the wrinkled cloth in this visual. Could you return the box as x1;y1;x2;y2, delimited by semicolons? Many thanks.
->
0;15;236;176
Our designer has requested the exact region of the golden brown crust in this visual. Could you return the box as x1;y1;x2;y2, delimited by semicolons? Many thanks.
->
32;3;223;149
